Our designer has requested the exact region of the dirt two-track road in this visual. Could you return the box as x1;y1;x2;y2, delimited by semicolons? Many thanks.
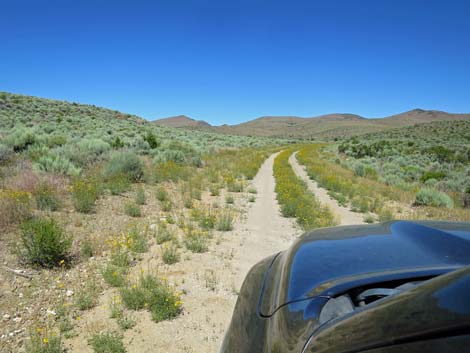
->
66;153;300;353
66;151;364;352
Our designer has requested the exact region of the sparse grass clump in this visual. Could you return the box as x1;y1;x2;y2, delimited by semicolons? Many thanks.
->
415;188;454;208
26;329;63;353
71;178;99;213
0;189;33;227
120;273;183;323
155;187;168;201
75;279;100;311
191;207;216;230
225;195;234;204
134;186;146;205
106;174;131;195
80;237;94;259
19;216;71;268
363;213;375;224
216;209;234;231
88;331;126;353
154;221;175;244
102;264;127;287
184;229;209;253
34;182;61;211
124;202;141;217
161;243;180;265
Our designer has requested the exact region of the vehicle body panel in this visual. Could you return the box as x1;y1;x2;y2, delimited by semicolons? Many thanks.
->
221;221;470;353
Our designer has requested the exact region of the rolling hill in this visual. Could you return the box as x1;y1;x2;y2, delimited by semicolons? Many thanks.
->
153;115;211;128
156;109;470;140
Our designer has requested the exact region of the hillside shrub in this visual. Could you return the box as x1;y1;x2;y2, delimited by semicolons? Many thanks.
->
104;151;143;182
0;144;14;164
36;153;81;176
154;161;191;182
415;188;454;208
106;174;131;195
65;138;110;167
71;178;99;213
0;190;33;228
34;182;61;211
19;217;71;268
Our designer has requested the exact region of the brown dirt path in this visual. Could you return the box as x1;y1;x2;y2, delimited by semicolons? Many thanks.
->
289;151;365;225
65;153;300;353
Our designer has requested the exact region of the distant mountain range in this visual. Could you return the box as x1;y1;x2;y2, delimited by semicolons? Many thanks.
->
153;109;470;139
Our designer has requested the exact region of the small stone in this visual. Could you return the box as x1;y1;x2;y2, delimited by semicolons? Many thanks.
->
66;290;74;297
46;309;56;316
2;314;10;320
12;317;22;323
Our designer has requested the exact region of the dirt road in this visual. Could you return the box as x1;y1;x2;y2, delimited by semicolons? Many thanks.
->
66;153;299;353
289;151;365;225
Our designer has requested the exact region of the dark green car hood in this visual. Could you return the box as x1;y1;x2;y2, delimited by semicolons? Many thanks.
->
260;221;470;317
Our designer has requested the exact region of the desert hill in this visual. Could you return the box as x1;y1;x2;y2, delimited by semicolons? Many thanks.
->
160;109;470;139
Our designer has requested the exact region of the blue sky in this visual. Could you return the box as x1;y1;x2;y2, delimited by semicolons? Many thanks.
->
1;0;470;125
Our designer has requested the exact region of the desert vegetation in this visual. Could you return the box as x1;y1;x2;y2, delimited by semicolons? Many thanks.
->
0;92;285;352
1;91;469;352
273;148;337;229
297;132;470;221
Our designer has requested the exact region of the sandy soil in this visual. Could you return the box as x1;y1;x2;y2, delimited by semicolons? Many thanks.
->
289;151;365;225
65;153;300;353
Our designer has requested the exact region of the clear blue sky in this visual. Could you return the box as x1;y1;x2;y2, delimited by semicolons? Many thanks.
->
1;0;470;125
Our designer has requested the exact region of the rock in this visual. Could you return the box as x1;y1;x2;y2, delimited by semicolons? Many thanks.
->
3;314;11;320
66;290;74;297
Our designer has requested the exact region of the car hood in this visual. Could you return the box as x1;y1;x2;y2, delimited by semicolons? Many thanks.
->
259;221;470;317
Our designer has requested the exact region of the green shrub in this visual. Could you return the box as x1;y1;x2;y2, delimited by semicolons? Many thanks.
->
106;174;131;195
363;213;375;223
102;264;127;287
225;195;234;204
216;209;234;231
378;207;395;222
75;280;100;310
36;153;81;176
134;186;146;205
161;200;173;212
161;243;180;265
248;195;256;203
184;233;208;253
154;222;174;244
104;151;143;182
124;202;141;217
155;187;168;201
420;170;447;183
209;184;220;196
120;273;182;323
80;237;94;259
126;226;148;253
415;188;454;208
34;182;61;211
88;331;126;353
19;217;71;268
71;179;99;213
